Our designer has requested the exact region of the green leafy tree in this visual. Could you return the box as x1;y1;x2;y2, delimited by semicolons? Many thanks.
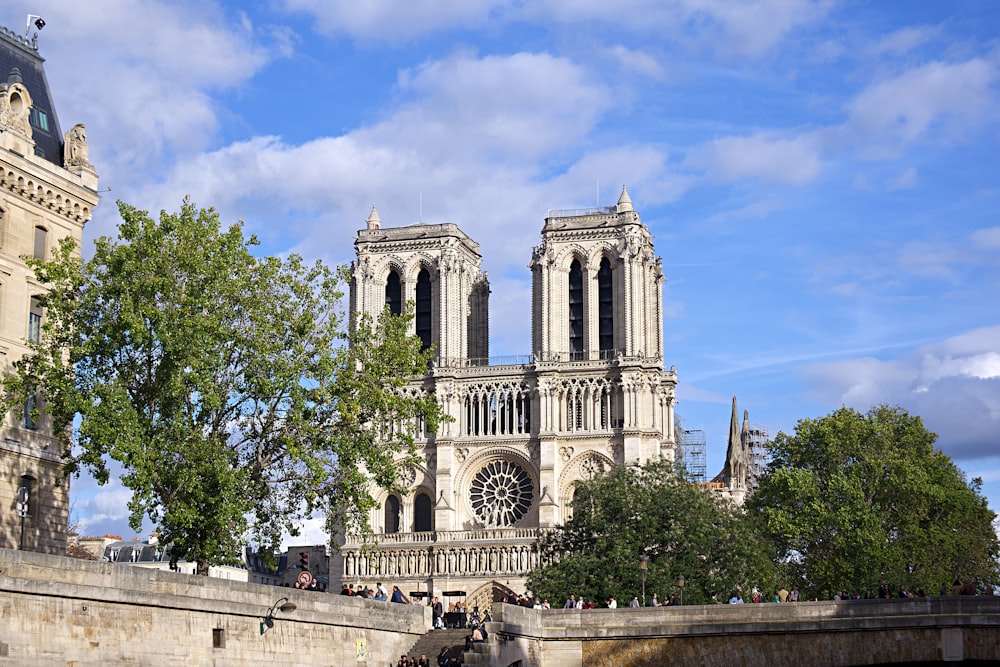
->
527;461;775;606
750;404;1000;598
4;198;442;573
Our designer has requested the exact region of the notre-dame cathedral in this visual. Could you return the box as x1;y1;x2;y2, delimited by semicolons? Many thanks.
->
337;187;678;608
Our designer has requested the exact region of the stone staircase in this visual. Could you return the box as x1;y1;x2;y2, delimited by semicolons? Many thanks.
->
399;628;468;665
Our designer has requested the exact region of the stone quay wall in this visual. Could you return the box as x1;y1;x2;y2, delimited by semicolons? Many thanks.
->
0;548;430;665
488;596;1000;667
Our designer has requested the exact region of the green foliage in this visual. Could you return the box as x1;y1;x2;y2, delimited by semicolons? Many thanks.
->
750;404;1000;598
527;461;775;605
4;198;442;571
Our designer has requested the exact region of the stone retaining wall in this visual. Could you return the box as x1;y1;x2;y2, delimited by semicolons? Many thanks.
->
0;548;430;665
488;597;1000;666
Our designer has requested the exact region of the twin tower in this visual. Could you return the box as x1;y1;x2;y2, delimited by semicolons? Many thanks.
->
351;186;668;366
342;187;677;605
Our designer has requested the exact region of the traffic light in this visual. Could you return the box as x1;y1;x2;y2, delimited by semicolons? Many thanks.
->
298;551;309;571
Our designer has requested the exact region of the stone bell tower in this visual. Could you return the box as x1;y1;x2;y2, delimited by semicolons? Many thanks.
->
350;206;490;362
529;186;664;363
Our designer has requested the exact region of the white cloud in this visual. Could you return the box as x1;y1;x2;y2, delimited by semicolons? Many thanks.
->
75;480;133;535
8;1;286;242
31;1;274;159
845;59;997;150
142;51;685;276
281;0;506;43
687;133;822;185
887;166;918;191
706;197;783;223
970;227;1000;250
803;325;1000;461
605;45;666;81
896;226;1000;279
283;0;831;56
869;24;941;57
281;517;329;550
853;168;916;192
389;51;609;161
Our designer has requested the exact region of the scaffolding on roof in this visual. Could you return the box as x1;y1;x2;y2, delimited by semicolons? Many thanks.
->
744;423;770;492
680;429;707;483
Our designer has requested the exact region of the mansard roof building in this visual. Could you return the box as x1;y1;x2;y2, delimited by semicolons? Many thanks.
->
0;24;99;555
338;187;678;608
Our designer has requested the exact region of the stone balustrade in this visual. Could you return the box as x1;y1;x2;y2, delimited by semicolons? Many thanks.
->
341;528;540;579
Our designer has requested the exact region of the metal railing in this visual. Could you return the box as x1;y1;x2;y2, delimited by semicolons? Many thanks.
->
432;350;629;368
545;206;617;218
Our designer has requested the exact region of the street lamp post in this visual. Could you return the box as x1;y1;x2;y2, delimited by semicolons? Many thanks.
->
16;484;29;550
677;574;685;606
260;597;297;636
639;555;649;607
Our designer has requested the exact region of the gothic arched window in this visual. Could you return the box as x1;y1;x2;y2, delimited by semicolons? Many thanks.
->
384;495;401;534
568;259;583;360
414;492;433;532
415;268;432;351
385;270;402;315
598;257;613;354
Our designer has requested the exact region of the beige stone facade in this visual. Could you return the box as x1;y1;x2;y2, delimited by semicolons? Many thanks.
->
342;187;677;608
0;26;99;555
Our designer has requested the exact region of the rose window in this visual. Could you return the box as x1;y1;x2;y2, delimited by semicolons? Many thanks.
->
581;456;608;480
469;460;533;527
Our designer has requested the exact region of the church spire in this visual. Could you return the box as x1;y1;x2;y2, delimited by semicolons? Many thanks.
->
728;396;740;462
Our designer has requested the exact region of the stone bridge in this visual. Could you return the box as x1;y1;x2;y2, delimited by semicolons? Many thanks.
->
484;597;1000;666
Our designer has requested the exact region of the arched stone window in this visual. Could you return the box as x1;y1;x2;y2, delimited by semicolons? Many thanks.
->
415;268;432;351
385;270;402;315
598;257;613;354
568;259;583;359
384;495;401;534
414;492;433;532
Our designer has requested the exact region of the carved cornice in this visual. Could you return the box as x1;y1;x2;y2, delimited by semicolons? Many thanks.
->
1;161;96;224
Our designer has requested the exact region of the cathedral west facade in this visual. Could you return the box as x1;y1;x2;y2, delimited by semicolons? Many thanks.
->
339;187;677;608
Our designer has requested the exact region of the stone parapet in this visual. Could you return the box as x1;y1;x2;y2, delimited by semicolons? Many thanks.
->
0;548;430;664
489;598;1000;666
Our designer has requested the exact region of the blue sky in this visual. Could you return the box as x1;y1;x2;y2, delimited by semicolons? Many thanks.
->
4;1;999;542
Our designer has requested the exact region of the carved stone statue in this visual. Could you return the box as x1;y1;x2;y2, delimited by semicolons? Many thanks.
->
64;123;89;167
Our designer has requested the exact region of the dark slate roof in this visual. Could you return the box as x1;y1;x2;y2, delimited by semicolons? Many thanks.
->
0;25;63;166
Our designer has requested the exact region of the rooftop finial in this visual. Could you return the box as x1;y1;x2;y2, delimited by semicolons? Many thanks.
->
616;184;633;213
365;204;381;230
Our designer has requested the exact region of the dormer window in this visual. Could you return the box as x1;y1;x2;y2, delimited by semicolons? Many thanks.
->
29;108;48;132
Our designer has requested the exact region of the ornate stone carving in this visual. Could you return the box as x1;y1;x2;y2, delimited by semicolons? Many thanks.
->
399;464;416;488
559;446;574;462
455;447;469;463
64;124;90;167
0;81;32;137
581;454;609;480
469;460;533;527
